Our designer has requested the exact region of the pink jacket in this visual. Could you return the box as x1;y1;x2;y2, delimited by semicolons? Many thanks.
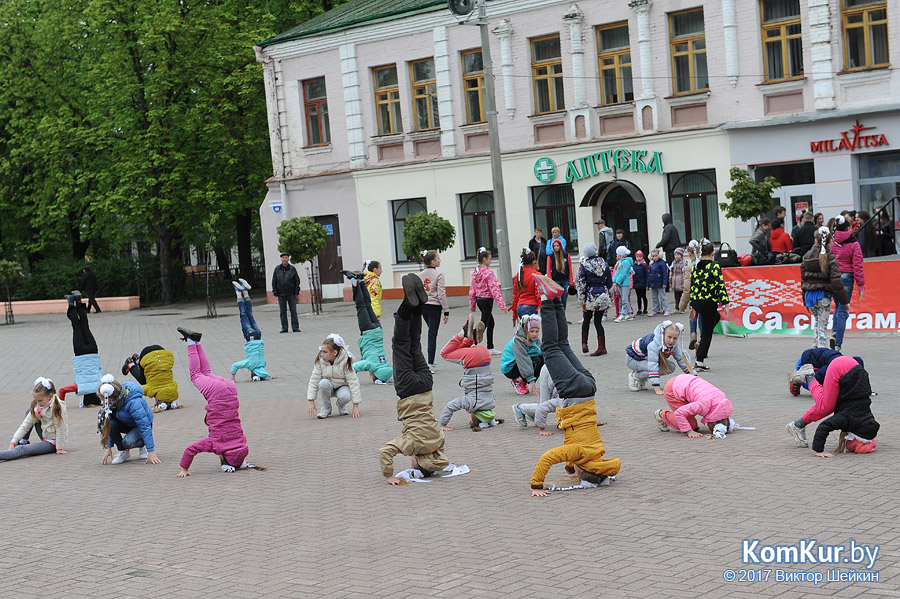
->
469;265;507;312
666;374;733;432
203;377;247;453
832;230;865;292
803;355;860;424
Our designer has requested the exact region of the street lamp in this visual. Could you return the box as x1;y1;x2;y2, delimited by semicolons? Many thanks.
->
449;0;513;304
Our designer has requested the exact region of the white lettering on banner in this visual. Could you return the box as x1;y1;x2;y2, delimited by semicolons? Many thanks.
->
875;313;897;329
793;314;810;331
765;312;782;332
857;313;873;330
743;307;763;330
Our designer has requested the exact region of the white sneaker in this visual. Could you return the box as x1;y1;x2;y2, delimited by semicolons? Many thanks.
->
627;371;641;392
111;450;131;464
654;409;670;432
786;421;808;447
489;348;502;355
317;408;330;419
614;315;625;323
138;447;149;460
788;364;815;384
512;404;528;427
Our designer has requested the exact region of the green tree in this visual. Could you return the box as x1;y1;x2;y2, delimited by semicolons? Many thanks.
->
721;167;782;224
277;217;327;265
402;211;456;260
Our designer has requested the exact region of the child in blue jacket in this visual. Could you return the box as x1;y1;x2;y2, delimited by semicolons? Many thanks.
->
647;249;670;316
230;280;270;381
98;377;161;465
632;250;649;315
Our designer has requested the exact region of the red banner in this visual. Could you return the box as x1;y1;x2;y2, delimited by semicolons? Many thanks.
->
719;258;900;336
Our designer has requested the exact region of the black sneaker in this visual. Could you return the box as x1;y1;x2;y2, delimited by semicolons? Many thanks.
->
341;269;365;281
694;362;710;372
121;357;134;376
176;327;202;342
65;294;76;308
71;290;82;304
402;273;427;307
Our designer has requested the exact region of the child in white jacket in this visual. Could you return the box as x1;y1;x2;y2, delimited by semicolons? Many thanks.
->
307;334;362;419
2;377;68;460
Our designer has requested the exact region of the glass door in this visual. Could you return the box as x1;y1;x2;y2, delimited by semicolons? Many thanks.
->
772;184;816;231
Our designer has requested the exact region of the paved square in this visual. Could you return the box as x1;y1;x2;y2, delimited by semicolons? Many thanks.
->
1;296;897;598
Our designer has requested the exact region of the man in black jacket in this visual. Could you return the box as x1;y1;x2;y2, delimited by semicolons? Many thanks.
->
607;229;632;267
80;266;102;313
655;213;682;265
792;211;817;258
527;227;548;274
271;253;301;333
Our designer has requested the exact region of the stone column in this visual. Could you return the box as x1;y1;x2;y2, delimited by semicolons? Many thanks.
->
563;5;587;108
722;0;739;87
433;26;457;157
808;0;836;110
340;43;368;168
629;0;658;133
491;19;516;119
253;46;284;178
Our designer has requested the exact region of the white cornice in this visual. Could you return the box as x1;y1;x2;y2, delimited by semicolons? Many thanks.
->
261;0;576;60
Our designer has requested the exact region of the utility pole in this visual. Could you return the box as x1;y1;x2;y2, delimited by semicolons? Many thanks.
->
454;0;513;303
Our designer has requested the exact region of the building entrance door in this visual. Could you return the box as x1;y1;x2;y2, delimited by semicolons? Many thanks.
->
580;180;648;256
313;215;344;285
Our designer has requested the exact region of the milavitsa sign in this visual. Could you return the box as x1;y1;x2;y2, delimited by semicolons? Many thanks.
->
533;149;664;184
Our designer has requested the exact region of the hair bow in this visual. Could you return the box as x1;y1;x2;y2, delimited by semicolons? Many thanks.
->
420;249;430;257
34;377;53;390
99;383;115;399
836;215;845;225
478;246;487;254
101;373;115;384
364;260;371;271
324;333;354;359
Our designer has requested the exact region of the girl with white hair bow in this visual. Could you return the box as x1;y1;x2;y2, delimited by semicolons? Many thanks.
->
307;333;363;419
800;226;850;348
2;377;69;461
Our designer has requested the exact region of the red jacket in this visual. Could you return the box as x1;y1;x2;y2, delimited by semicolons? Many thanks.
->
512;265;540;312
770;227;793;253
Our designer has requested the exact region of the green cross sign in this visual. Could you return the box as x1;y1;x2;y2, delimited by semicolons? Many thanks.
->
534;157;556;184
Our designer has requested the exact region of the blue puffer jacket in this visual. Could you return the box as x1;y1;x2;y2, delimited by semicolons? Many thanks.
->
631;261;649;288
647;259;669;288
106;382;155;451
795;348;863;388
73;353;102;396
231;339;270;379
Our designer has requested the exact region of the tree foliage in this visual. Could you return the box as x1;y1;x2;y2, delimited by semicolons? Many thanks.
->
721;167;782;223
402;211;456;260
277;217;327;264
0;0;349;301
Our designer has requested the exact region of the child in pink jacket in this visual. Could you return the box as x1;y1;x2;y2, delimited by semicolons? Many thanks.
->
785;355;865;448
175;328;261;476
469;248;508;353
653;374;733;437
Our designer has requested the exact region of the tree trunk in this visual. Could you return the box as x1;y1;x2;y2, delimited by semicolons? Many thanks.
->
236;209;253;284
214;245;230;275
157;222;175;304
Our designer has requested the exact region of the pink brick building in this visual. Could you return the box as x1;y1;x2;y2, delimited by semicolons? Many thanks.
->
255;0;899;298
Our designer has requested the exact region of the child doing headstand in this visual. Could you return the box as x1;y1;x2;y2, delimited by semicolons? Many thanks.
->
647;249;670;316
439;314;502;432
529;273;621;497
653;374;732;438
786;355;869;449
343;270;393;384
1;378;68;461
810;366;878;457
626;321;692;393
788;348;860;396
229;279;270;382
122;345;181;412
500;314;543;396
307;334;362;419
469;247;508;353
64;292;102;407
380;274;451;485
513;368;610;434
174;327;261;476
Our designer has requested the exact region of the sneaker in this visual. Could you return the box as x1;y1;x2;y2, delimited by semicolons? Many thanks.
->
694;361;710;372
788;364;815;384
176;327;202;342
316;409;330;419
835;345;841;352
532;273;565;300
374;378;388;385
513;404;528;427
614;315;625;323
489;348;502;355
138;447;149;460
71;290;82;304
65;294;76;308
237;278;252;291
111;450;131;464
121;357;134;376
663;310;670;316
789;382;802;397
465;313;478;341
647;311;657;317
339;407;350;416
401;273;428;307
627;371;641;392
512;379;528;395
341;269;364;281
428;365;436;374
625;314;635;321
786;421;808;447
232;281;243;293
829;337;836;350
475;321;485;345
654;409;670;432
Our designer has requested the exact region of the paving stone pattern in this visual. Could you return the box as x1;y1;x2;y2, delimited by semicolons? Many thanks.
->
0;294;897;598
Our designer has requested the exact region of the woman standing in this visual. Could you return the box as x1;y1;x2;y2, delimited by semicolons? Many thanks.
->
418;251;449;373
689;241;729;372
831;215;865;352
546;238;574;310
876;209;896;256
575;243;613;356
800;227;849;348
469;248;507;355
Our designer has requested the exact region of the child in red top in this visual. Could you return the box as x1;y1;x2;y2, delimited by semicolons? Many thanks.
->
511;248;540;321
770;218;793;254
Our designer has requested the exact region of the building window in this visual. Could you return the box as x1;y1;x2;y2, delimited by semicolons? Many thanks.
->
302;78;330;146
460;192;496;259
532;35;565;114
857;151;900;249
462;50;485;124
597;23;633;105
760;0;803;82
669;9;708;95
409;59;439;131
842;0;889;71
374;65;402;135
392;198;427;263
532;184;578;252
668;169;720;242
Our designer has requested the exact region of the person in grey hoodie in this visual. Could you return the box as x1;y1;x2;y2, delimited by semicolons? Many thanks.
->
438;314;502;431
655;213;682;265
